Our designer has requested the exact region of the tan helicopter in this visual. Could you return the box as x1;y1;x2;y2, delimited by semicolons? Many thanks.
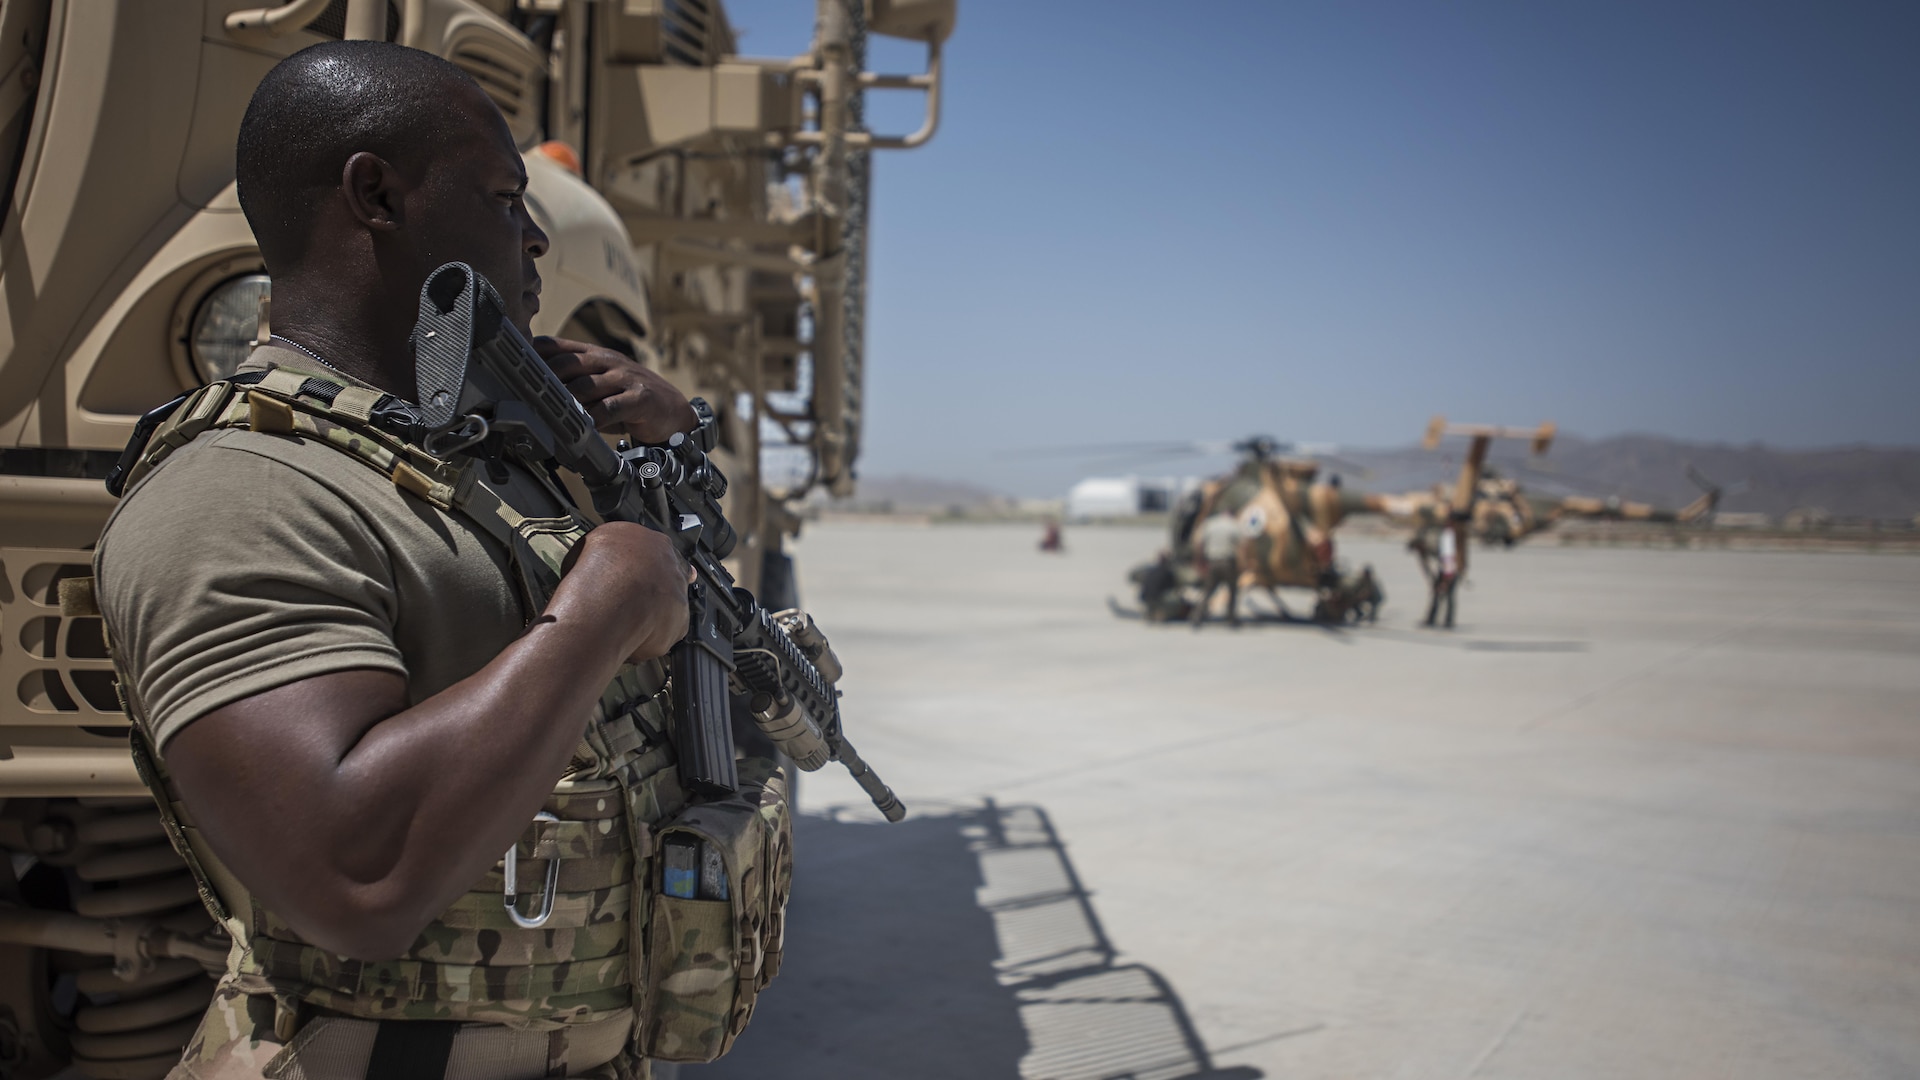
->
1123;422;1559;626
1124;436;1400;625
1389;420;1559;627
1388;418;1725;626
1397;417;1724;547
1123;418;1721;628
1466;465;1723;546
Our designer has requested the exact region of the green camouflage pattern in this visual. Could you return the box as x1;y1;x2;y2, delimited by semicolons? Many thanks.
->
167;975;289;1079
135;695;682;1027
643;759;792;1063
165;976;653;1078
121;368;467;513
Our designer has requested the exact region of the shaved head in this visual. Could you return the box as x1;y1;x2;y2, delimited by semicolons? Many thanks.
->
233;39;546;392
236;41;498;266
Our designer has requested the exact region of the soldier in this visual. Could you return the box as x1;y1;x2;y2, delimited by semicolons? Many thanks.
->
1128;549;1190;623
1190;512;1243;629
92;42;782;1079
1410;513;1463;628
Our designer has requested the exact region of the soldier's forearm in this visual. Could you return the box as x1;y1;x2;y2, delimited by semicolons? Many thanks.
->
168;554;680;961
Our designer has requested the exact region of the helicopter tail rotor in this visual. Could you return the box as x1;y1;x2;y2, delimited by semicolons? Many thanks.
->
1679;465;1745;523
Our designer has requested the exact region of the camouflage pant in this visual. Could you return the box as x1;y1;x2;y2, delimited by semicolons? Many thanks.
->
1424;573;1458;628
168;977;647;1080
1191;561;1239;626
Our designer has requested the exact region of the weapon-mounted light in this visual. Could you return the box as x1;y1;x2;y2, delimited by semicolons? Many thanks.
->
187;274;271;384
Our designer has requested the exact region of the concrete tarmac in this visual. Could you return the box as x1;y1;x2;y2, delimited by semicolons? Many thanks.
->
688;523;1920;1080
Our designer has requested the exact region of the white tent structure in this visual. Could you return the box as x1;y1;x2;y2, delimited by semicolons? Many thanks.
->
1065;476;1201;520
1066;477;1142;519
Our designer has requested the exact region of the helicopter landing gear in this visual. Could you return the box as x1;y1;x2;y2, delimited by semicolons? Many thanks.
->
1190;568;1240;630
1263;587;1292;621
1309;565;1383;625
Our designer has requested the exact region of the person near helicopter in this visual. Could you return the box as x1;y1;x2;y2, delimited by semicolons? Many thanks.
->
1129;549;1191;622
1410;511;1464;628
1191;512;1244;629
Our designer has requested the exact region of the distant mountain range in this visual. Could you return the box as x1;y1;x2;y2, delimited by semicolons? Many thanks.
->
842;437;1920;521
818;473;1012;512
1335;436;1920;520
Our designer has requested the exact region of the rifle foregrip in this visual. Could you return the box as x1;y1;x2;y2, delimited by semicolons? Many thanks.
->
670;641;738;797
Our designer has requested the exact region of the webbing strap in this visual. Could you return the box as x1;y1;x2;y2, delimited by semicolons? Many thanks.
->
255;944;633;1000
218;382;469;511
125;726;235;924
257;365;321;398
452;470;531;551
239;371;538;550
365;1019;457;1080
476;852;632;894
332;385;383;422
521;815;629;860
134;367;564;565
433;883;633;932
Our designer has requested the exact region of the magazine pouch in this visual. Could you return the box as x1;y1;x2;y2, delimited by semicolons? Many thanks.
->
641;759;792;1063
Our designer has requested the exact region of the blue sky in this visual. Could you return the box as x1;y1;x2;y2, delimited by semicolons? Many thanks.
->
725;1;1919;496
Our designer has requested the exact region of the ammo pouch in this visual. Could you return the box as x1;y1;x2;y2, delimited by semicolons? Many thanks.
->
642;759;793;1063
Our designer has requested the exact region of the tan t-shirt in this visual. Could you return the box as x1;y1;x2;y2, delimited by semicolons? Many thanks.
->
95;349;569;750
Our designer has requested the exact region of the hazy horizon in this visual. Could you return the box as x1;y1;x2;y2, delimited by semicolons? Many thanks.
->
845;427;1920;501
727;1;1919;498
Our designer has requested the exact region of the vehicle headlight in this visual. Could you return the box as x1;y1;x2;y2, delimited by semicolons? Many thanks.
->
187;274;271;384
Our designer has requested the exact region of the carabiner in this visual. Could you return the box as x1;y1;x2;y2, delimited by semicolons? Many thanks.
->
503;811;560;929
424;413;490;458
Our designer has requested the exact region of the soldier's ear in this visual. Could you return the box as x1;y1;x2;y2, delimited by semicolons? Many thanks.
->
341;152;405;232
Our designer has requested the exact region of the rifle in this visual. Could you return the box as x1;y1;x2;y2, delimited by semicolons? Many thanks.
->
409;261;904;822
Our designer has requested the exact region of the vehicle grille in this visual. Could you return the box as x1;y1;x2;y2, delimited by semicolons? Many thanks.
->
659;0;717;66
0;550;124;722
452;37;540;139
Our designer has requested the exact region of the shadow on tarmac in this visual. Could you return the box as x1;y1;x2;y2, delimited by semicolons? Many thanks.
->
1364;627;1590;652
684;798;1260;1080
1109;597;1355;641
1111;598;1590;654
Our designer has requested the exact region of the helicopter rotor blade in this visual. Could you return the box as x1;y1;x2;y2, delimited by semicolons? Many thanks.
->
1061;447;1239;472
993;436;1297;464
995;433;1370;480
1297;448;1372;478
990;440;1217;461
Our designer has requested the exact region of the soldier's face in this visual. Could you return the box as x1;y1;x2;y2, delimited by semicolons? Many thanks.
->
407;90;548;334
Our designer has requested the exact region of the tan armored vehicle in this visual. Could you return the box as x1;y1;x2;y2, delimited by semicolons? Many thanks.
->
0;0;952;1075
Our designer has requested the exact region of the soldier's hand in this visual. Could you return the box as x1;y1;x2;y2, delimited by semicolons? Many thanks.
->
534;336;698;444
563;521;693;663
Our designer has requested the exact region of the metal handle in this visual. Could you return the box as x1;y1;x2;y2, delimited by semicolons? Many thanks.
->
223;0;331;41
503;811;560;930
792;38;944;151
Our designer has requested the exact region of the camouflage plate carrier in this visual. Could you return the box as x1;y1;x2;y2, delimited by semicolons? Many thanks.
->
100;363;792;1077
